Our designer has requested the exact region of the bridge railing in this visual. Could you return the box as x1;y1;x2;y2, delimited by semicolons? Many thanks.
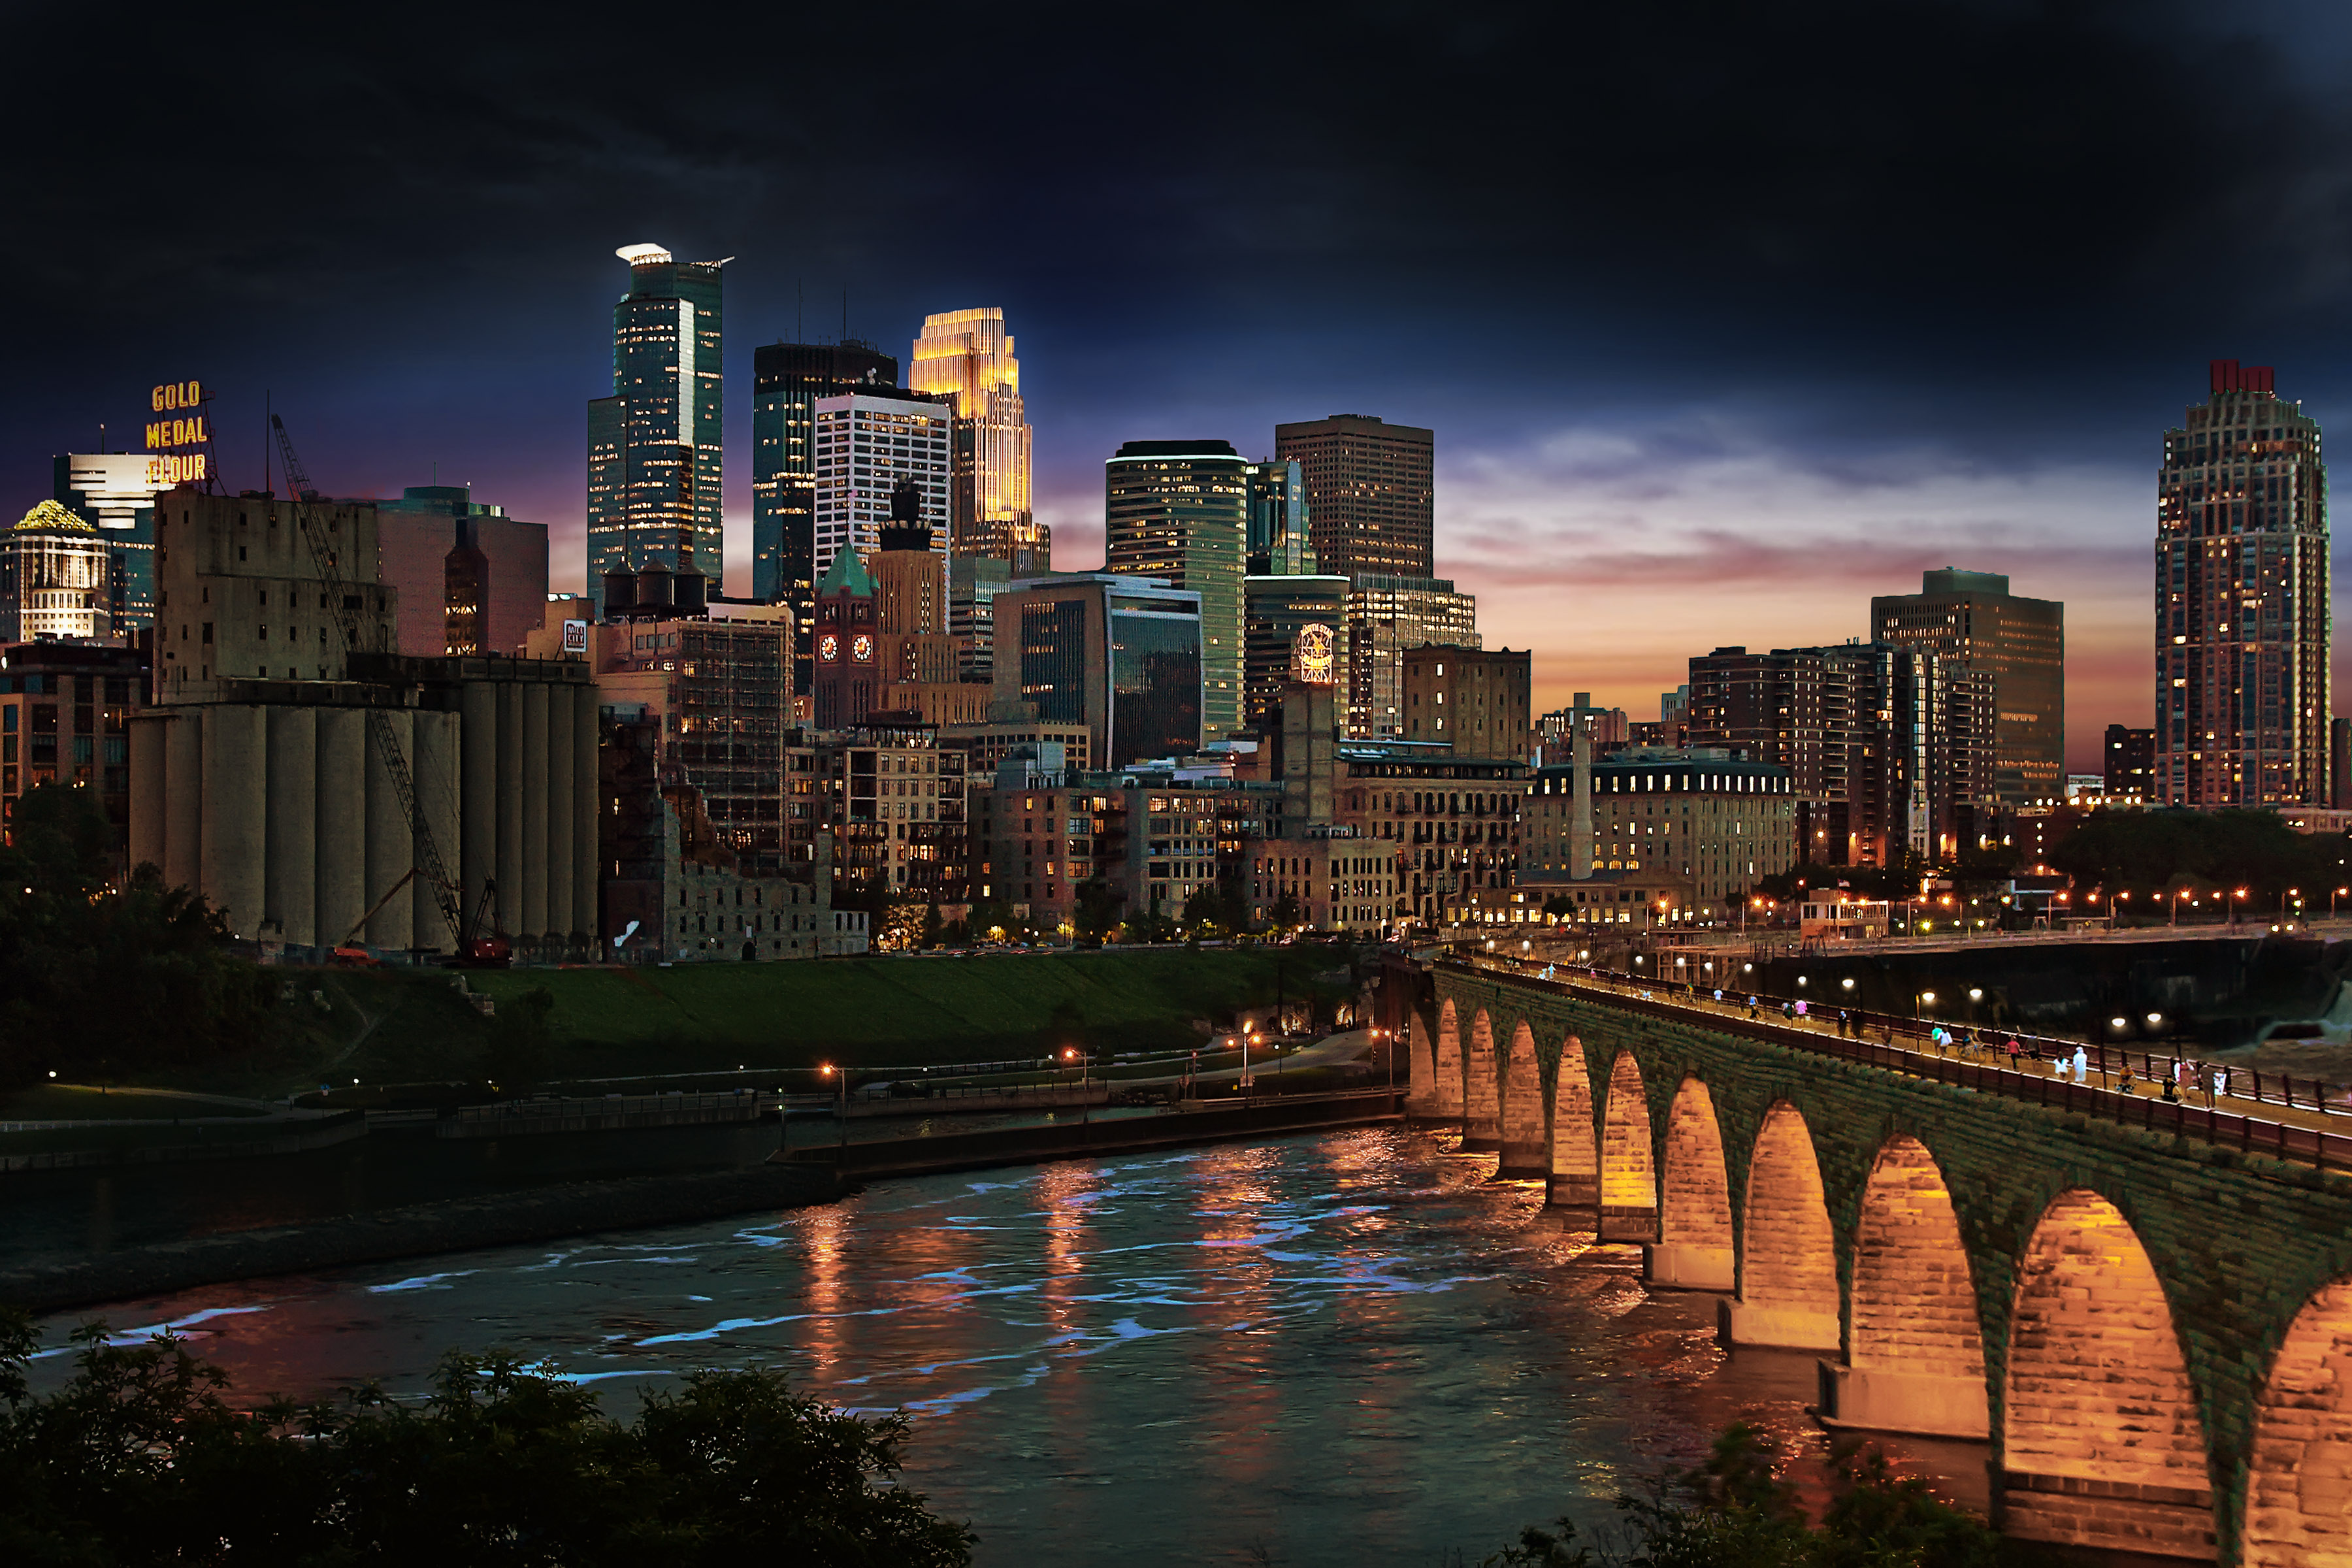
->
1445;955;2352;1173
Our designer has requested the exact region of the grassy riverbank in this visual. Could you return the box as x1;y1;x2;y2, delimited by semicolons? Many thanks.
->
122;946;1363;1099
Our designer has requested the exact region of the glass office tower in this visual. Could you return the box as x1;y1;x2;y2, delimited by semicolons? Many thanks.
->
52;453;160;628
587;243;727;606
1105;440;1247;744
751;340;898;693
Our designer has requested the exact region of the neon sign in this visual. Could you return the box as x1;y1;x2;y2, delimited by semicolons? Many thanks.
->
144;379;210;485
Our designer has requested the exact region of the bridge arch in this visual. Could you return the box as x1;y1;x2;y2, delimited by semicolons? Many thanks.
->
1725;1101;1838;1350
2000;1189;2213;1560
1548;1034;1596;1207
1497;1021;1545;1177
1432;998;1462;1120
1407;1013;1438;1115
1462;1009;1500;1151
1597;1050;1657;1241
1650;1076;1734;1290
1820;1135;1987;1437
2243;1278;2352;1568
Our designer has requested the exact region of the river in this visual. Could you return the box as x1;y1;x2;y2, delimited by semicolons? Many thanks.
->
27;1126;1985;1566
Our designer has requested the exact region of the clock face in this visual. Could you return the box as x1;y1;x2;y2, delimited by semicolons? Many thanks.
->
851;634;875;664
817;633;840;662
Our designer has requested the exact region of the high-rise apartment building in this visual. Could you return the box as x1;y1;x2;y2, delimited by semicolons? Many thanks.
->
908;308;1045;573
52;453;161;627
1104;440;1249;745
2104;723;2155;800
1274;414;1434;581
1344;574;1478;738
811;390;951;589
990;574;1203;769
587;244;726;604
2155;360;2330;806
1871;568;2065;804
1686;642;1995;866
751;339;898;691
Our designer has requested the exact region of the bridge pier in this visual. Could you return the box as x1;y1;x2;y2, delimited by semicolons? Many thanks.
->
1644;1242;1734;1290
1815;1361;1989;1440
1598;1205;1659;1243
1546;1173;1597;1209
1716;1297;1840;1352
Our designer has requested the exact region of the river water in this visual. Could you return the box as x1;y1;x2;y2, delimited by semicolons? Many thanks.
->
27;1126;1984;1567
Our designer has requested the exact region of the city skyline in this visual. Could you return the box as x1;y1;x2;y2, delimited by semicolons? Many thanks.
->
13;6;2352;771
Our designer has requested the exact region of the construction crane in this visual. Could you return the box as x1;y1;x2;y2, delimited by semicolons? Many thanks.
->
270;415;498;963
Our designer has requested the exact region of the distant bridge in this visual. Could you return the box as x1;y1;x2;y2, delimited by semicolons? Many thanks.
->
1378;955;2352;1567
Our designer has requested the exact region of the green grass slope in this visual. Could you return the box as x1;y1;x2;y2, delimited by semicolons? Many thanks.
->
461;948;1351;1076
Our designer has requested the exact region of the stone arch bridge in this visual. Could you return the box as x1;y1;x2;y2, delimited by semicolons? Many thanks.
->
1377;958;2352;1568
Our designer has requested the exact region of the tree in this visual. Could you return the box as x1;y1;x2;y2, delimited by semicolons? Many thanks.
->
0;1313;975;1567
0;783;278;1091
1073;877;1124;944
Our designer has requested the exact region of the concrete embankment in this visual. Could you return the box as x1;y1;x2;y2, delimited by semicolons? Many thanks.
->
0;1162;844;1316
776;1088;1404;1181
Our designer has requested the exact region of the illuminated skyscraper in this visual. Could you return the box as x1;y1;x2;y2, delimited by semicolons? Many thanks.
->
908;308;1045;572
811;390;951;587
1105;440;1249;745
1343;574;1477;738
2155;361;2331;806
1275;414;1434;581
52;453;160;627
587;244;726;607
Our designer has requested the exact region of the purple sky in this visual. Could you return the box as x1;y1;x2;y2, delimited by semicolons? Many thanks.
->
10;1;2352;771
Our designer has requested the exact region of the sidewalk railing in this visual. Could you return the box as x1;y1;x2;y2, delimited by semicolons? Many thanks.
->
1445;956;2352;1173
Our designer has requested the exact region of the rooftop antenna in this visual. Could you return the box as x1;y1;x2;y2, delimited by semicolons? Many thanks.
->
796;278;802;342
263;390;272;497
842;286;848;342
98;422;105;453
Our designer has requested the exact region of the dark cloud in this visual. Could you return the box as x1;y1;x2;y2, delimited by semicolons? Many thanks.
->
4;0;2347;762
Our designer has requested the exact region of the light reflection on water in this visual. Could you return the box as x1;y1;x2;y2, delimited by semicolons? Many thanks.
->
30;1127;1982;1567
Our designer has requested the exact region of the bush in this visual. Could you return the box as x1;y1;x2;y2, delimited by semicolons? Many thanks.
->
1486;1422;2045;1568
0;1311;974;1566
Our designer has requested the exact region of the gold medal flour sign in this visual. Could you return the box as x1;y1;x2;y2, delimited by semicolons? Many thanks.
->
145;380;210;485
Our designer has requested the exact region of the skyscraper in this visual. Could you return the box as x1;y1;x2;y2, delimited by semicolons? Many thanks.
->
52;453;160;628
909;308;1045;572
751;340;898;693
1343;574;1478;738
1274;414;1435;581
1870;568;2065;804
1244;459;1315;576
587;244;726;606
2155;361;2331;806
1104;440;1249;745
811;389;951;588
989;574;1203;768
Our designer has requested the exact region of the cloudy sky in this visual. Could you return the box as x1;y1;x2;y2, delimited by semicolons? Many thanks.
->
9;0;2352;768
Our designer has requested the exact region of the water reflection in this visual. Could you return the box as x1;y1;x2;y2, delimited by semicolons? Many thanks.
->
31;1126;1986;1567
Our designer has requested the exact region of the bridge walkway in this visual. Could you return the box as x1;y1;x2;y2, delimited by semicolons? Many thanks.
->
1450;955;2352;1171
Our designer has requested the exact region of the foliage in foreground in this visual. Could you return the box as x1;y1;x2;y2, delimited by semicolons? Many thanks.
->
0;1311;973;1567
1483;1423;2042;1568
0;783;278;1091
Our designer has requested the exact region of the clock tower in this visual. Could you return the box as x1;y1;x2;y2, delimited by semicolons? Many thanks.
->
811;546;878;727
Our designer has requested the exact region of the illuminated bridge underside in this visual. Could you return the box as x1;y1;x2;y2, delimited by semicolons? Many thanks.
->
1387;964;2352;1566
